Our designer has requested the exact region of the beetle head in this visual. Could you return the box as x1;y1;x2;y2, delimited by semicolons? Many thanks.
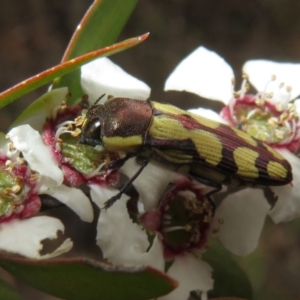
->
79;105;105;147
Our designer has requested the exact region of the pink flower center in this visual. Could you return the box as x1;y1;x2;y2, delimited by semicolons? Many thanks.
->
221;93;300;153
139;178;213;259
0;155;40;223
42;104;119;187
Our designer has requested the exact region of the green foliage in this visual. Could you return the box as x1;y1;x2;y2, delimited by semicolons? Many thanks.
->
0;256;177;300
0;277;21;300
52;0;139;103
202;241;253;300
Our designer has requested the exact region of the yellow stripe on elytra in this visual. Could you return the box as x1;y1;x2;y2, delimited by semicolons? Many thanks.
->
149;114;223;166
231;127;257;147
233;147;259;178
153;148;194;164
103;135;143;151
264;144;286;160
267;161;288;179
152;102;220;129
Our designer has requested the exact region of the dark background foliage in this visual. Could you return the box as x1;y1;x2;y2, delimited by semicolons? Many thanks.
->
0;1;300;299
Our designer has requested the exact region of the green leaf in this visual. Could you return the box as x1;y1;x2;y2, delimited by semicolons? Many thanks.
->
0;276;21;300
0;34;148;110
53;0;139;102
202;241;253;300
0;255;177;300
11;87;69;129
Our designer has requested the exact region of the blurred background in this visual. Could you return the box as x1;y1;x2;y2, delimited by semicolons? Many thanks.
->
0;0;300;299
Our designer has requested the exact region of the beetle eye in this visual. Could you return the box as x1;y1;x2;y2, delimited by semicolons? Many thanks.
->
79;119;103;146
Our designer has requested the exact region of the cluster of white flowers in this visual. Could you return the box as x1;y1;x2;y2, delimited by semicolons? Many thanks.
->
2;45;300;299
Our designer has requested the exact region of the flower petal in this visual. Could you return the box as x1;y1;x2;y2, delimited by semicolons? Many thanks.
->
243;60;300;100
269;149;300;222
81;57;151;103
0;216;73;258
165;46;234;104
90;185;164;270
45;184;93;222
159;254;213;300
215;188;270;256
294;98;300;113
7;125;63;187
188;108;227;123
0;132;17;158
121;159;175;210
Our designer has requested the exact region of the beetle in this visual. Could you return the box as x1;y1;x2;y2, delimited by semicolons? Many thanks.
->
79;97;293;209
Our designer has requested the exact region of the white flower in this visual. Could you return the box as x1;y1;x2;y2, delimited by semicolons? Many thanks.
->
165;46;300;227
80;56;283;298
7;120;93;224
81;57;151;103
0;88;95;259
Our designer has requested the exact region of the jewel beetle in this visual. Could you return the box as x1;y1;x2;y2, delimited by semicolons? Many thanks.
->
79;97;293;208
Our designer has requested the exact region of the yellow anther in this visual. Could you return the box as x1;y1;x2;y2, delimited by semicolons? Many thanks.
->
275;102;284;112
16;157;26;165
66;123;73;131
8;142;16;152
11;184;21;194
242;73;249;80
265;92;274;99
71;128;82;137
5;160;13;167
212;226;220;234
255;98;265;106
184;224;192;232
233;92;240;98
286;86;292;92
275;130;285;139
75;116;84;127
279;82;285;89
218;218;225;224
280;112;289;122
30;173;40;181
61;101;67;109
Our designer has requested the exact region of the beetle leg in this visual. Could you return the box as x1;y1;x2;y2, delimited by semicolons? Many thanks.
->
188;173;223;216
107;152;136;170
204;186;222;216
103;158;149;209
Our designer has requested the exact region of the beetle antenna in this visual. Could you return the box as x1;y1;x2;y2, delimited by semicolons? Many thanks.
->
91;94;106;108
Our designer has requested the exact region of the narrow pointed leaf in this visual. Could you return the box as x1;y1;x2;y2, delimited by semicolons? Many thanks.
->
0;255;177;300
202;241;253;299
53;0;139;102
0;276;21;300
0;34;148;110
